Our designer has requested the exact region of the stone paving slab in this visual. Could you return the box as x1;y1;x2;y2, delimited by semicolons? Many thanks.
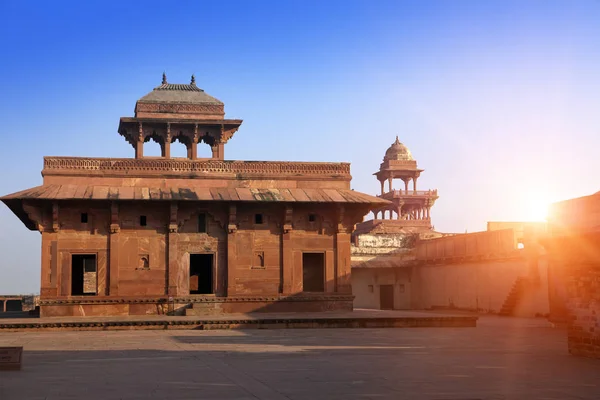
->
0;316;597;400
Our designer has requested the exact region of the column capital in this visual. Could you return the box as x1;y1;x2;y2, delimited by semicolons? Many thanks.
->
228;204;238;233
110;202;120;233
169;202;178;233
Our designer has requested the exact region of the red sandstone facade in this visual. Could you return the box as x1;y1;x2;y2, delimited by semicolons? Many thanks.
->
1;75;388;317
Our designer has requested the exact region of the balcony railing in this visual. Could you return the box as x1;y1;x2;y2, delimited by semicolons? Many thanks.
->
379;189;438;199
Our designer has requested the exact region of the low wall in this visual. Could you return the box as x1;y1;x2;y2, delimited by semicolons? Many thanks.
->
352;256;549;316
415;229;516;260
352;268;413;310
412;258;549;315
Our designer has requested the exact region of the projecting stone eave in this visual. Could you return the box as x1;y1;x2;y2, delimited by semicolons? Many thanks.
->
0;198;37;231
373;168;425;177
117;117;243;133
0;184;391;232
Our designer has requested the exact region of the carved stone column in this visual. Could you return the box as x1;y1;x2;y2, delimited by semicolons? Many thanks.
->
335;206;352;294
109;202;120;296
211;142;225;160
163;123;171;159
135;122;144;159
226;204;238;296
281;206;294;294
167;202;179;296
190;124;199;160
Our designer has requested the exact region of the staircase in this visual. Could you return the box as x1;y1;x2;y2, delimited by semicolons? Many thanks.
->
499;277;527;316
185;302;224;316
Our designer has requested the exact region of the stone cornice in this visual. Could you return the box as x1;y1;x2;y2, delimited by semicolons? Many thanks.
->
42;157;351;180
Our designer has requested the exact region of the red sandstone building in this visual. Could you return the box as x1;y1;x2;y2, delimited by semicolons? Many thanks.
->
354;137;439;235
1;75;387;317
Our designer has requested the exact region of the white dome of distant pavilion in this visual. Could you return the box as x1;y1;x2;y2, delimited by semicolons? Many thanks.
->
383;136;413;161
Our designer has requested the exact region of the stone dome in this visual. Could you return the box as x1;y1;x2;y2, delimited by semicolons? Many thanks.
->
383;136;413;161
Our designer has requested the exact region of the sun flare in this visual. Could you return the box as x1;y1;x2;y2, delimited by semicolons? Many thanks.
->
524;194;550;221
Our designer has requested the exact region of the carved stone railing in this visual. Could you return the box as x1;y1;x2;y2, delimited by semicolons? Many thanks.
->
43;157;351;178
371;219;432;226
379;189;438;199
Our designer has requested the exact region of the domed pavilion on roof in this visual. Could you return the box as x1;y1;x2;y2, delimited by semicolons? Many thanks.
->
355;136;439;234
0;74;389;318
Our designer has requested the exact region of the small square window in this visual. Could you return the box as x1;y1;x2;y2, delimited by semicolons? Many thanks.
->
308;214;316;222
198;213;207;233
255;214;263;224
81;213;88;223
140;216;147;226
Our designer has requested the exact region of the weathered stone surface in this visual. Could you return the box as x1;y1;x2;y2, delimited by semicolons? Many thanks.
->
1;317;599;400
543;192;600;358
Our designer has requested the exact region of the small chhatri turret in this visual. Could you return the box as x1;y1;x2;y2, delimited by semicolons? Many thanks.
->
117;73;243;160
371;137;439;228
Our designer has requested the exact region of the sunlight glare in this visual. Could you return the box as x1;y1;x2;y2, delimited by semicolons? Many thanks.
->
524;194;550;221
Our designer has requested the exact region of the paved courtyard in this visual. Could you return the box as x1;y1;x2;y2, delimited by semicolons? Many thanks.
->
0;316;598;400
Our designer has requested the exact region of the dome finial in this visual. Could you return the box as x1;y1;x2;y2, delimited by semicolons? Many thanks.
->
395;135;400;144
191;74;196;85
162;72;167;85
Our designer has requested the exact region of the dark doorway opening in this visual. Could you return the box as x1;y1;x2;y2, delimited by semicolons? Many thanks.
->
5;300;22;312
71;254;97;296
380;284;394;310
302;253;325;292
190;254;214;294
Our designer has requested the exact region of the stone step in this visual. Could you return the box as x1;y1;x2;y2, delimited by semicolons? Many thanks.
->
498;277;528;316
185;302;225;316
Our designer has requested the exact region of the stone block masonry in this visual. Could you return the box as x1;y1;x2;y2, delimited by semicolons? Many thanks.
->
567;263;600;358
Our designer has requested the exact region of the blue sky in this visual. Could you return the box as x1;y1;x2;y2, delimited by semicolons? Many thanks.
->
1;0;599;293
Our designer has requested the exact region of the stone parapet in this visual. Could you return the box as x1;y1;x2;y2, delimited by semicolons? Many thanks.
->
42;157;351;180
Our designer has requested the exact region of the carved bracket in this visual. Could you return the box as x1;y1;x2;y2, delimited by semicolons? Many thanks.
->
193;124;199;143
52;202;59;232
336;205;345;233
211;211;226;229
165;123;172;145
343;206;371;234
110;202;120;233
228;204;237;233
177;206;196;230
138;122;144;142
169;202;178;233
23;202;44;232
283;206;293;233
221;124;238;144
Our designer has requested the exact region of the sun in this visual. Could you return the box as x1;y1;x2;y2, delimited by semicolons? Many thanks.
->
523;194;550;221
